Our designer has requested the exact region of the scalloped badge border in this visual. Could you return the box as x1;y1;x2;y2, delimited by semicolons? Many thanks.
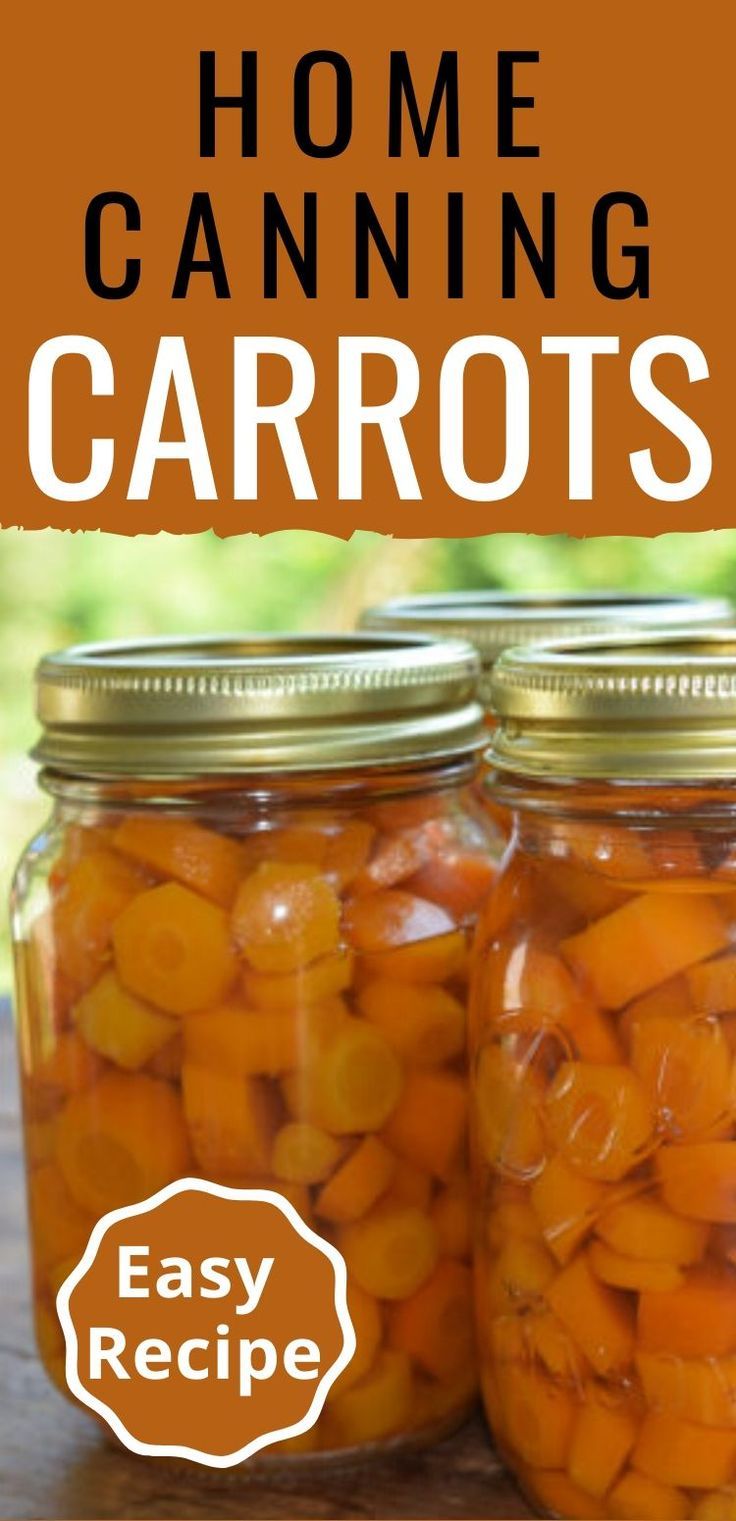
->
55;1178;357;1468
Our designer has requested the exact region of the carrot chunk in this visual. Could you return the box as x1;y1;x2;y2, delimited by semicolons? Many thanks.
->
475;1042;546;1179
689;955;736;1014
241;950;354;1010
545;1252;635;1375
331;1283;382;1394
530;1155;605;1263
525;1469;600;1520
485;1236;556;1316
607;1471;690;1520
431;1179;472;1259
496;1362;575;1468
597;1193;708;1265
561;892;729;1008
328;1349;413;1445
633;1411;736;1488
362;929;467;984
344;889;454;953
589;1239;684;1292
282;1016;403;1135
631;1013;734;1139
33;1029;104;1094
57;1071;190;1214
315;1136;396;1223
358;978;465;1065
658;1143;736;1223
181;1064;272;1177
389;1259;474;1379
567;1393;637;1498
385;1157;433;1212
638;1268;736;1357
693;1495;736;1521
54;849;149;991
232;862;341;974
113;881;237;1015
383;1069;467;1181
340;1203;439;1300
73;971;176;1070
637;1350;736;1427
28;1163;94;1271
271;1122;344;1185
113;816;244;908
183;1003;298;1077
544;1061;654;1181
406;850;496;921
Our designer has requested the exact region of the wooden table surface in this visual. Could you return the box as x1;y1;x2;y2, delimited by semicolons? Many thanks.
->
0;1000;531;1521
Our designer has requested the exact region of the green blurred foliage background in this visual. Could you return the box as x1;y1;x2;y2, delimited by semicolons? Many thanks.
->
2;525;736;987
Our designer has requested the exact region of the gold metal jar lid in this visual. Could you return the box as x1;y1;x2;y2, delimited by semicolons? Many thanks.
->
489;629;736;781
361;592;733;708
33;633;484;779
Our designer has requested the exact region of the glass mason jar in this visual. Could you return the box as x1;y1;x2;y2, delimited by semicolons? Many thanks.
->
471;630;736;1520
360;593;733;851
11;633;499;1460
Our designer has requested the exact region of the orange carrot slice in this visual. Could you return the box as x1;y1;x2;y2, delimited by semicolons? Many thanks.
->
113;815;244;907
113;881;237;1015
631;1013;734;1139
57;1070;190;1214
181;1064;273;1177
328;1349;413;1445
567;1393;637;1499
597;1193;708;1265
232;862;341;974
637;1350;736;1427
282;1017;403;1135
315;1136;396;1223
589;1239;683;1292
561;892;729;1008
607;1470;689;1520
340;1203;439;1300
383;1069;467;1181
344;889;454;953
633;1411;736;1489
530;1155;604;1263
638;1268;736;1357
545;1252;635;1375
358;978;465;1065
431;1179;472;1259
73;971;176;1070
361;929;467;984
183;1003;298;1076
389;1259;474;1379
271;1122;344;1186
54;849;149;991
657;1143;736;1223
544;1061;654;1181
241;950;353;1010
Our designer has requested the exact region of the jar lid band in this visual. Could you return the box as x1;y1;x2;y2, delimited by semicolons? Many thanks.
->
488;628;736;781
33;633;484;779
361;592;733;709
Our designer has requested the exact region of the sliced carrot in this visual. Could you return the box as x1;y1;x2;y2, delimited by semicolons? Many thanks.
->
637;1350;736;1427
633;1411;736;1489
620;975;694;1046
631;1013;734;1139
545;1252;635;1375
358;979;465;1066
352;825;436;895
597;1193;708;1266
241;950;354;1010
607;1470;690;1520
328;1348;413;1445
589;1239;683;1292
561;892;729;1008
183;1003;298;1077
181;1064;272;1177
383;1069;467;1181
543;1061;654;1181
657;1143;736;1223
551;818;652;881
495;1362;575;1468
54;849;149;991
389;1260;474;1379
28;1163;94;1271
485;1235;556;1316
638;1268;736;1357
474;1042;546;1179
530;1154;604;1263
693;1495;736;1521
340;1203;439;1300
73;971;176;1070
33;1029;104;1094
523;1308;589;1383
331;1283;383;1394
405;850;496;921
689;955;736;1014
567;1392;637;1499
524;1468;600;1520
361;929;467;984
232;862;341;974
113;815;244;908
282;1016;403;1135
323;820;376;889
485;1196;542;1253
344;889;454;953
57;1070;190;1214
315;1135;396;1223
500;946;622;1064
384;1157;433;1212
431;1179;472;1259
271;1122;344;1185
113;881;237;1015
147;1034;183;1082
